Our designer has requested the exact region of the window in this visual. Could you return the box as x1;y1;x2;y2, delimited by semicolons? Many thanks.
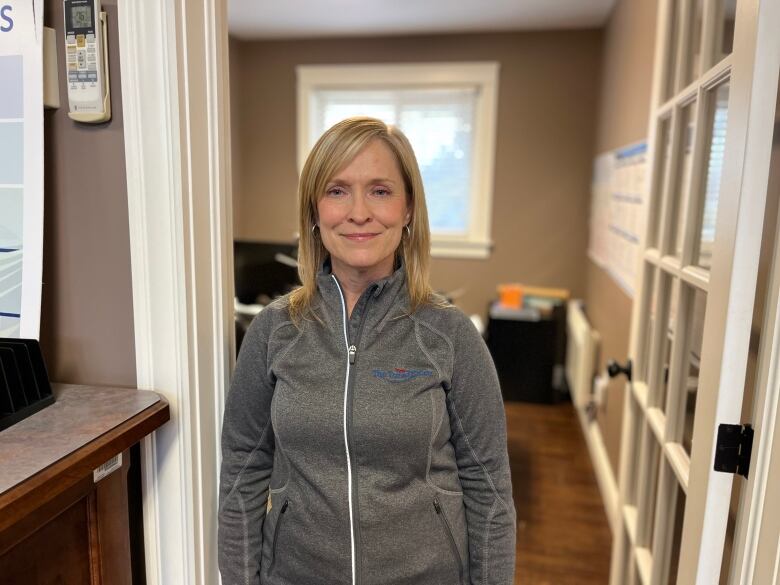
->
297;63;500;259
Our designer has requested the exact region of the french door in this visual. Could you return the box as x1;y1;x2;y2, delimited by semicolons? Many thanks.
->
608;0;780;583
726;93;780;584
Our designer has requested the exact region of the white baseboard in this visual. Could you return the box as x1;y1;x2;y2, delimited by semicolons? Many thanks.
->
575;404;620;534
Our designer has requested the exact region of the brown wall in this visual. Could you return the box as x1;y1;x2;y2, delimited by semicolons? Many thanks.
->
585;0;658;475
40;0;136;387
229;31;603;317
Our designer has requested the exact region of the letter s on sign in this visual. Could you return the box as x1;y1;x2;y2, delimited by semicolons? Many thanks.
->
0;5;13;33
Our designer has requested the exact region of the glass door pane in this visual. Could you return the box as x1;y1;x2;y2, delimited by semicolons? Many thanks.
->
694;81;730;270
714;0;737;64
670;102;698;257
642;447;663;552
639;266;660;383
680;286;707;456
659;280;681;412
649;459;688;585
650;118;674;250
626;393;644;507
682;0;705;87
663;0;683;102
647;273;675;404
635;423;658;541
667;480;686;584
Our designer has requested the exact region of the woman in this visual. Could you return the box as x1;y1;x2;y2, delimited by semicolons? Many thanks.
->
218;117;516;585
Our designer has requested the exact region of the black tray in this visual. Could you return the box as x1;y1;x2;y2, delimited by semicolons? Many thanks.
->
0;338;55;432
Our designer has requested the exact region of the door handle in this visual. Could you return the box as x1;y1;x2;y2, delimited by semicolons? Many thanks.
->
607;358;632;382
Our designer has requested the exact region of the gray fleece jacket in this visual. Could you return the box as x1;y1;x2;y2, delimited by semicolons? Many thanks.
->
218;260;516;585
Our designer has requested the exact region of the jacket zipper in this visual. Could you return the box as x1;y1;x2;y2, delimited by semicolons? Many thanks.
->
333;276;372;585
433;496;464;585
269;499;289;572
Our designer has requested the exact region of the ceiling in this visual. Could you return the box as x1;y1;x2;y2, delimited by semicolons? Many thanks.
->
228;0;617;40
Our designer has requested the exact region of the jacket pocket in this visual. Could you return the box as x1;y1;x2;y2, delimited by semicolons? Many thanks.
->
433;496;464;585
269;498;289;573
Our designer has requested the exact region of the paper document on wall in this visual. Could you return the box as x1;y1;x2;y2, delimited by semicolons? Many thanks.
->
588;142;648;298
0;0;44;338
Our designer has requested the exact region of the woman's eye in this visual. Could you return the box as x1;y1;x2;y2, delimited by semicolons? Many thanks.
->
326;187;347;197
372;188;391;197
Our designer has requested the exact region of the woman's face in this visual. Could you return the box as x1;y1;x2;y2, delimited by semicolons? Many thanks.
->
317;139;411;280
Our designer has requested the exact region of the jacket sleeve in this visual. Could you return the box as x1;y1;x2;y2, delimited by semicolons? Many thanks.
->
218;311;277;585
447;315;517;585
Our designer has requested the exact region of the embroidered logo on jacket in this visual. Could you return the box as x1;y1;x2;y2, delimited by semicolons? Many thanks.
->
372;368;434;383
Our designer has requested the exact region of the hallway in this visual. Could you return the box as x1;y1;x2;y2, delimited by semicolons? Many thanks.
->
507;401;612;584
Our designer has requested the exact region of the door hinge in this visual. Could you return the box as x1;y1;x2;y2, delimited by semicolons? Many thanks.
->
714;423;754;478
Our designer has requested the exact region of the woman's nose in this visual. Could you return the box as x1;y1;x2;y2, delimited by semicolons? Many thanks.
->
348;194;371;224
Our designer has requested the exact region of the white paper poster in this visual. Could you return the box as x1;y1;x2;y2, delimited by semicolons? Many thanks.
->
0;0;43;338
588;142;648;298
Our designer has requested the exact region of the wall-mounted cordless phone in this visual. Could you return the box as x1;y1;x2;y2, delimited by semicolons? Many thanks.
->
63;0;111;123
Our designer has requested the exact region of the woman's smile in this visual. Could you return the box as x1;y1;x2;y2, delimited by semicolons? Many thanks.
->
342;232;380;241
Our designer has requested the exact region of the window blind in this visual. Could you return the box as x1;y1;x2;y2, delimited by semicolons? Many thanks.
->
310;87;478;234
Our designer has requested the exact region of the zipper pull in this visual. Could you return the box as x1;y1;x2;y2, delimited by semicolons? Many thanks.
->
433;497;442;514
348;345;357;364
280;499;289;514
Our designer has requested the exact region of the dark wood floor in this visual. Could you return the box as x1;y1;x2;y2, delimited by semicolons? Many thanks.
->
506;400;612;585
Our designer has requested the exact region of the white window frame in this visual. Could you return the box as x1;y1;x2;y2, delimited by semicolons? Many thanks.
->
296;62;500;259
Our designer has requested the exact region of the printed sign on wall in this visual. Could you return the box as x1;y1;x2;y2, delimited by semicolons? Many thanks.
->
588;142;648;298
0;0;43;338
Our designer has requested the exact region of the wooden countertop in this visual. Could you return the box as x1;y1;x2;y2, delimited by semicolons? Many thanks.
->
0;383;169;534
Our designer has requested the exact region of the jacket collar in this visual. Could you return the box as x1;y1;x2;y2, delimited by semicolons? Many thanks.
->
315;256;408;328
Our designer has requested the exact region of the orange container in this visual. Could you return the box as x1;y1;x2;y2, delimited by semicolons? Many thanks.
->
497;283;524;309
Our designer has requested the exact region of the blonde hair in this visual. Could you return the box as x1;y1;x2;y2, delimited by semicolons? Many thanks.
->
288;117;437;323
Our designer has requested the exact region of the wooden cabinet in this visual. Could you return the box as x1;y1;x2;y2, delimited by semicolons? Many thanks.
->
0;384;169;585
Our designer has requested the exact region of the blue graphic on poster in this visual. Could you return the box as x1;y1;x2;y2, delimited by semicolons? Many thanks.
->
1;0;43;338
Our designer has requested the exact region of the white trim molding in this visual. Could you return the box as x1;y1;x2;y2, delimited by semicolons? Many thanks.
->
575;402;620;532
297;62;499;260
117;0;234;583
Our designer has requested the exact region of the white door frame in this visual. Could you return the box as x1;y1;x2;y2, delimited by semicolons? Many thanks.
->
730;106;780;583
731;197;780;583
678;0;779;582
116;0;233;583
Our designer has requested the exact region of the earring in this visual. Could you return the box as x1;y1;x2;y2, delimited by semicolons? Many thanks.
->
312;224;318;234
405;224;411;238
